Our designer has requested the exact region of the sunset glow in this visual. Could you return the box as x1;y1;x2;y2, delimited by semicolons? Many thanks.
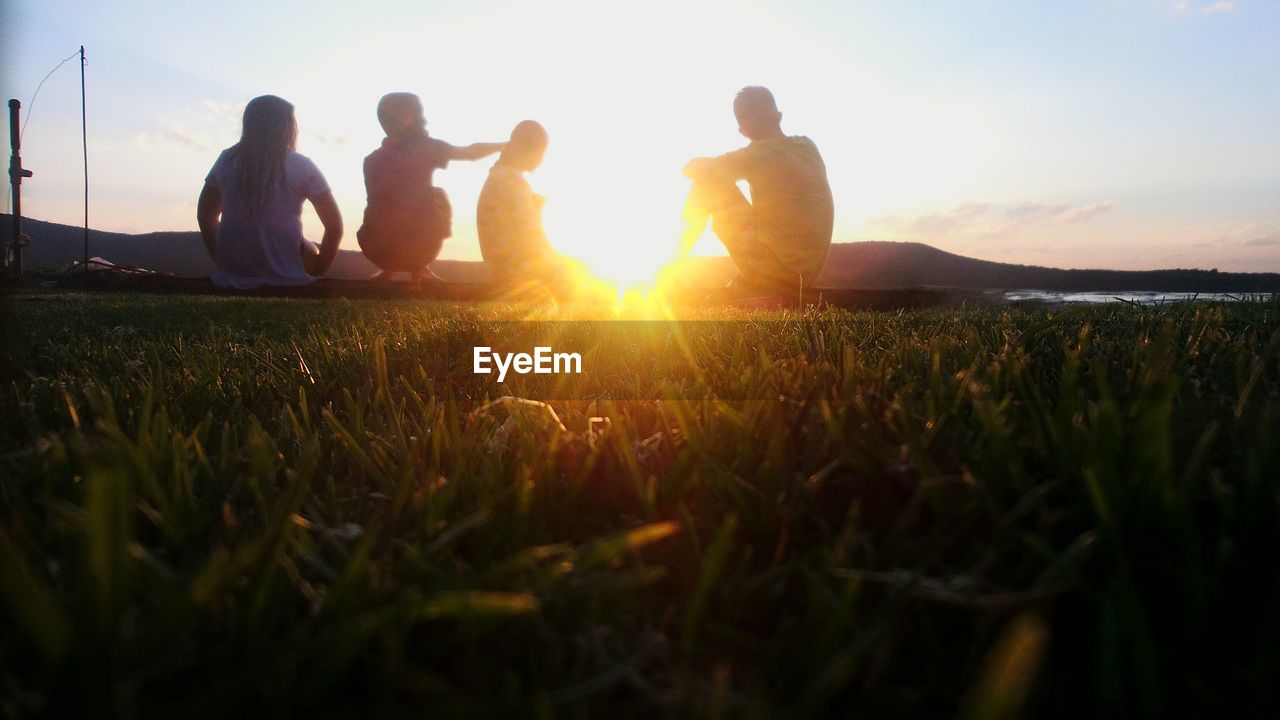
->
3;0;1279;274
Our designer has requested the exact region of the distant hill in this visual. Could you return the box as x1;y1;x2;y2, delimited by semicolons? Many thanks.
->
5;214;1279;292
809;242;1280;292
3;215;489;282
650;243;1280;292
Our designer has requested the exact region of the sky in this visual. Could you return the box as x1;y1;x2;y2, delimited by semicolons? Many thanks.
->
1;0;1278;274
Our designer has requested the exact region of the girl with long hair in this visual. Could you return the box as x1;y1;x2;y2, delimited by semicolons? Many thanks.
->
197;95;343;288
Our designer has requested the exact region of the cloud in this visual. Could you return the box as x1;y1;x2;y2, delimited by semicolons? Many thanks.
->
870;201;991;235
1006;200;1114;224
159;127;214;151
871;199;1114;241
1059;201;1115;222
1188;225;1280;249
134;125;212;152
1005;202;1070;224
201;99;240;121
1169;0;1236;14
1198;1;1236;14
1206;223;1276;247
134;100;242;154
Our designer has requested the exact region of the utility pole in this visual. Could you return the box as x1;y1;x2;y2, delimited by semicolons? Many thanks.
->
80;45;88;272
7;98;33;277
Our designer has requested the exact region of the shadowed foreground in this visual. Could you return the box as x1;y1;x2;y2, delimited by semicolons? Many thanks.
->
1;292;1277;717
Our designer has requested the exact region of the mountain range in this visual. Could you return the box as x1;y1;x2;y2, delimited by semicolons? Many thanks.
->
5;214;1278;292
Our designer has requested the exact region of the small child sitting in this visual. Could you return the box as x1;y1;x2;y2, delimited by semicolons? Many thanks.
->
476;120;570;293
357;92;505;281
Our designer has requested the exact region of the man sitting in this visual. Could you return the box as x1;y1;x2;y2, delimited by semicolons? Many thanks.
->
680;86;834;292
476;120;569;294
357;92;505;281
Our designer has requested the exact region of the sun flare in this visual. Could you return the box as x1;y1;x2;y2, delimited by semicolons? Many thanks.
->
536;163;698;300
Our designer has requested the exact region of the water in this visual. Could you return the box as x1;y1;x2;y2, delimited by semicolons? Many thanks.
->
1001;290;1274;305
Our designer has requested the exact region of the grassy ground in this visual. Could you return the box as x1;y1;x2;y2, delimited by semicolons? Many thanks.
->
1;292;1277;718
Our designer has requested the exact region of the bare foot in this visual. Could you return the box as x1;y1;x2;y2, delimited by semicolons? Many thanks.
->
411;267;445;283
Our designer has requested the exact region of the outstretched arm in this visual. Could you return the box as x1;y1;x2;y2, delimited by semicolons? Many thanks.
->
196;181;221;260
448;142;506;162
303;191;344;276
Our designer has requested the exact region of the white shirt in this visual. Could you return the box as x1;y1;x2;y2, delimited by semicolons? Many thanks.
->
205;148;331;289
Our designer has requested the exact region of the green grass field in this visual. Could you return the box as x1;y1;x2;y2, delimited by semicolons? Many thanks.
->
1;292;1278;718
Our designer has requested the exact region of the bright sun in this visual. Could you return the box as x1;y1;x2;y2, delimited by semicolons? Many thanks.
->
533;145;711;299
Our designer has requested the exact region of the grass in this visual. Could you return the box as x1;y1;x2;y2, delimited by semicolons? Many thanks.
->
1;291;1277;718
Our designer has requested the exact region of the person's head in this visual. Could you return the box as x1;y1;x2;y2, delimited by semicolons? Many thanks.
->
232;94;297;215
377;92;426;138
733;86;783;141
241;94;298;152
499;120;549;172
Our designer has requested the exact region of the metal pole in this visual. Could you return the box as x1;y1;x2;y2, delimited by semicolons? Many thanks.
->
8;98;33;277
80;45;88;272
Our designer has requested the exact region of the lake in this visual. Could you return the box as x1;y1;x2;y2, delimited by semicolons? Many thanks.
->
1001;290;1275;305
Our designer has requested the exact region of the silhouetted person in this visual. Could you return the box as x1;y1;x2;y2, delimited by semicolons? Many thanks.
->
197;95;343;288
477;120;571;294
357;92;505;282
680;86;834;292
